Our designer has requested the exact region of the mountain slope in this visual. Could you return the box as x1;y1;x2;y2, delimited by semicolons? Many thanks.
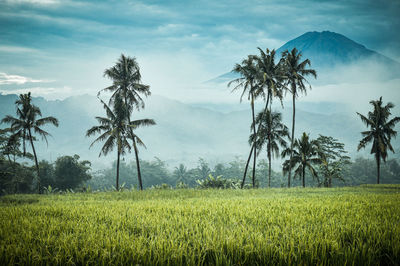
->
0;93;383;169
276;31;398;68
207;31;400;84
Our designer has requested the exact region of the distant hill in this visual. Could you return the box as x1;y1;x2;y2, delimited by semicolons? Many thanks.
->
207;31;400;84
0;93;385;169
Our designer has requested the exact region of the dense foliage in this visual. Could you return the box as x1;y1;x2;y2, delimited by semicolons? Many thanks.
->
0;154;91;195
83;156;400;190
1;186;399;265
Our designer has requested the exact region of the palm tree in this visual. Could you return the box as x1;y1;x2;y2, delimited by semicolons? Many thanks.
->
1;92;58;193
282;132;320;187
254;48;284;109
281;48;317;187
86;95;155;191
357;97;400;184
173;164;188;184
228;55;261;188
249;111;289;187
100;54;152;190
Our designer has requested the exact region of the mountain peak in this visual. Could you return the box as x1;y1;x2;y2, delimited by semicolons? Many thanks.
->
207;31;400;84
276;30;400;68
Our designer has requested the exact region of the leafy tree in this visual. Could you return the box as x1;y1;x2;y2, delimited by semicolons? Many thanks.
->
316;135;350;187
357;97;400;184
212;163;225;177
196;158;211;180
346;157;400;185
0;159;34;194
39;160;56;189
1;92;59;193
101;54;153;190
54;155;91;190
229;56;260;188
282;132;320;187
139;157;171;188
281;48;316;187
250;111;289;187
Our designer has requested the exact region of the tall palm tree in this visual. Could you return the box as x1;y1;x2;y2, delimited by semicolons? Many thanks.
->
249;111;289;187
228;55;261;188
87;95;155;191
232;49;284;188
282;132;320;187
357;97;400;184
100;54;152;190
281;48;317;187
1;92;58;193
254;48;284;109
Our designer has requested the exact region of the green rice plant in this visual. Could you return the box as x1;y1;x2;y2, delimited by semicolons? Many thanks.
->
0;185;399;265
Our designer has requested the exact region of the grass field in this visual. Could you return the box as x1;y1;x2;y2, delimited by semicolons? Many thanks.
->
1;185;399;265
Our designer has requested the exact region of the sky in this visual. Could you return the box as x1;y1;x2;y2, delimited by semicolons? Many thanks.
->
0;0;399;104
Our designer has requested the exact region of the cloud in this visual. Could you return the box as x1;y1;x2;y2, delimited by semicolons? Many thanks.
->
0;72;53;85
0;86;73;100
0;45;39;53
5;0;59;5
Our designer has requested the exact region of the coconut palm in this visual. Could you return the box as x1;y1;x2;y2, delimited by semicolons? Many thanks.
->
254;48;284;109
249;111;289;187
173;163;188;184
228;55;261;188
357;97;400;184
100;54;152;190
86;95;155;191
282;132;320;187
281;48;317;187
232;49;285;188
1;92;58;193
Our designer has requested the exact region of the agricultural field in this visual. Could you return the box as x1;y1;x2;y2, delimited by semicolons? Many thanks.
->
1;185;399;265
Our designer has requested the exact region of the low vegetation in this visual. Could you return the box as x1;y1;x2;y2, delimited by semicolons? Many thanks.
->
1;186;399;265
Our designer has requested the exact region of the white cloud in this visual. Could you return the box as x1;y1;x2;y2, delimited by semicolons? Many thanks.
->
0;86;73;100
6;0;59;5
0;72;52;85
0;45;39;53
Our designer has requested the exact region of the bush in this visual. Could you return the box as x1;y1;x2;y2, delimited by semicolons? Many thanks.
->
196;174;241;189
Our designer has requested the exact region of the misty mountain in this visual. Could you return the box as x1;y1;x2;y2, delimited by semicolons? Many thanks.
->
1;93;389;170
208;31;400;84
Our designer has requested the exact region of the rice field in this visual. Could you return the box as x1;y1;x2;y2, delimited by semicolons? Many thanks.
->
0;185;399;265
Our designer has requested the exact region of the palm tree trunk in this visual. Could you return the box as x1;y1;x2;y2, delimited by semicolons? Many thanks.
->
268;150;272;188
377;155;380;184
242;99;270;189
288;85;296;188
123;93;144;191
28;129;40;194
133;139;143;190
302;165;305;187
251;94;257;188
116;149;120;191
241;144;254;189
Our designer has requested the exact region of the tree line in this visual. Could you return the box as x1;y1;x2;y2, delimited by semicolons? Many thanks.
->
229;47;399;188
0;50;399;194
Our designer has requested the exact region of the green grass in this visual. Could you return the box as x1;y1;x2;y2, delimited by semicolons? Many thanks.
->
1;186;400;265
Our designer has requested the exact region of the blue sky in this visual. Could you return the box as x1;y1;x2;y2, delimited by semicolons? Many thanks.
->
0;0;399;102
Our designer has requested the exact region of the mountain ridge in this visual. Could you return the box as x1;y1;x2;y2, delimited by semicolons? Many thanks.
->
207;30;400;84
0;92;382;169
